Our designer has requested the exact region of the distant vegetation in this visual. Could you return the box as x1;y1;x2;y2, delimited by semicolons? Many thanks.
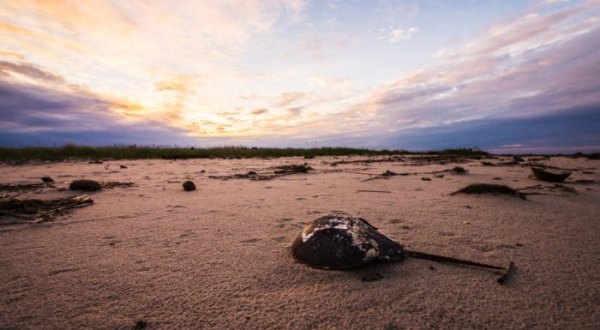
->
0;144;490;162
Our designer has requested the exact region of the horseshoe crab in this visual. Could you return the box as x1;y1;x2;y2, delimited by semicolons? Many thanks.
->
292;214;514;284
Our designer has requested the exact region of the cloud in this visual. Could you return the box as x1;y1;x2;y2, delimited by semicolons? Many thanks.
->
388;27;419;43
0;58;198;145
251;108;269;115
278;92;306;107
287;107;303;116
357;2;600;135
0;60;65;83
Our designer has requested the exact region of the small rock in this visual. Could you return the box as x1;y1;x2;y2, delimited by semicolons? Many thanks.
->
41;176;55;183
69;179;101;191
182;180;196;191
421;177;431;181
120;165;128;169
452;166;467;174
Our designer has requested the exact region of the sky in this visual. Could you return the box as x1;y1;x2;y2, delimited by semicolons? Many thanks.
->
1;0;600;153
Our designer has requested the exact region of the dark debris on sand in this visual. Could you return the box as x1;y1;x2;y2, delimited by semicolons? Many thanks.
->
450;183;526;200
70;180;135;191
69;180;102;191
530;167;571;182
0;182;48;192
209;163;313;181
0;194;94;224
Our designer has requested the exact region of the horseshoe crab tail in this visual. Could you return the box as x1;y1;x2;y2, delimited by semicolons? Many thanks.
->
405;250;505;270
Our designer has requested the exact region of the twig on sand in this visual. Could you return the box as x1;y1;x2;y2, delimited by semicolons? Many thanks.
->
356;189;391;193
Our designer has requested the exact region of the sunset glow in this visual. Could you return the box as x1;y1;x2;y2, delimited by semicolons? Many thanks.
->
1;0;600;152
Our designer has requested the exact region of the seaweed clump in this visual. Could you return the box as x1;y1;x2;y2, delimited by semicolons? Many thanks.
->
450;183;526;200
69;180;101;191
273;163;313;174
0;194;94;224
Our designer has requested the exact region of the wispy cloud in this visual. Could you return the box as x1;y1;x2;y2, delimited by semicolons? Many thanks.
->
358;2;600;134
388;27;419;43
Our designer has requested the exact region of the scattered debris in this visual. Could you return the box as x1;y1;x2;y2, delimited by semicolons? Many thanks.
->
518;184;577;195
450;183;526;200
573;179;596;184
330;156;403;166
0;183;47;192
273;163;312;174
183;180;196;191
362;170;411;181
0;194;93;224
69;180;102;191
102;182;136;189
210;164;313;181
531;167;571;182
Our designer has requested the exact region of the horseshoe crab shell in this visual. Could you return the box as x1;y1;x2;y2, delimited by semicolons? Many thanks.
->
291;214;405;270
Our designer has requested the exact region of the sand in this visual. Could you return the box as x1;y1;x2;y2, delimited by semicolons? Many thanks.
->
1;156;599;329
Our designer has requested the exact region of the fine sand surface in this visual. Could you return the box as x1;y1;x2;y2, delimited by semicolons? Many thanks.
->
1;156;599;329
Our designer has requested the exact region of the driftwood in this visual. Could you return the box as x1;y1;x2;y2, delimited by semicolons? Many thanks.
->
0;183;49;192
451;183;526;200
0;194;94;224
210;164;313;181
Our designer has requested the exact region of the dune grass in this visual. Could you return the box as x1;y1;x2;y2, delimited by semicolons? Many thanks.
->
0;144;490;161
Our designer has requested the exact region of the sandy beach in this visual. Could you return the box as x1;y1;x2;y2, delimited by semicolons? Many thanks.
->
1;155;599;329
